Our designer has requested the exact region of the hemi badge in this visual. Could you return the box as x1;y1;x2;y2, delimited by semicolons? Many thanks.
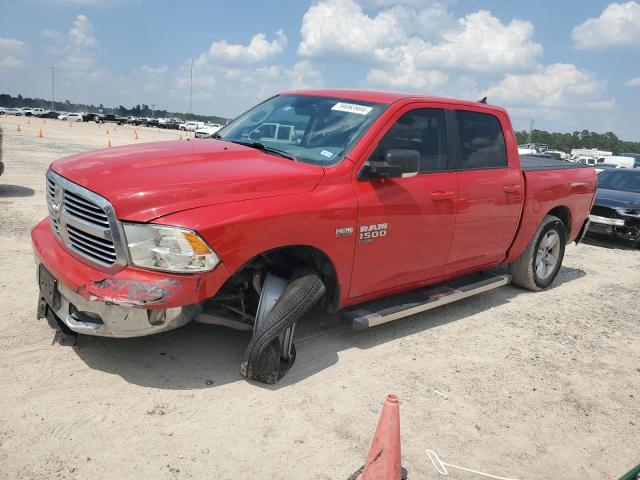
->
336;227;354;237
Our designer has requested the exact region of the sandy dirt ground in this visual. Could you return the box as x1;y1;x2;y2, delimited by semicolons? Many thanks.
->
0;114;639;480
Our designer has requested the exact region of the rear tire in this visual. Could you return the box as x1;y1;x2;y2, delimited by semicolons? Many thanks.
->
509;215;566;291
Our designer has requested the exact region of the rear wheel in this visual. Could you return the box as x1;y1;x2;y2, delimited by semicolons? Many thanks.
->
509;215;566;291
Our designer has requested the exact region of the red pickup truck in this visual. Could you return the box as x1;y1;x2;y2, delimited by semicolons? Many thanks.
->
31;90;596;383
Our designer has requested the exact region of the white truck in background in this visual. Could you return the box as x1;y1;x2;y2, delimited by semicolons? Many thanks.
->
195;123;223;139
179;121;205;132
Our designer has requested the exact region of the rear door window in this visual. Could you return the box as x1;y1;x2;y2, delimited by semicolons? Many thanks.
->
456;110;507;169
372;108;448;173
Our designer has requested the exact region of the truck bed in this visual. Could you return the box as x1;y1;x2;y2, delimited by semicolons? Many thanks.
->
520;154;591;172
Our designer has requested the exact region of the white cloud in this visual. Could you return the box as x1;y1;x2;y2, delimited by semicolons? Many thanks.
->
181;30;321;115
366;57;449;90
198;30;287;65
178;60;322;110
626;76;640;86
298;0;542;94
139;65;168;74
45;15;98;72
484;63;614;112
572;1;640;49
482;64;617;134
0;37;27;69
419;11;542;72
68;14;97;48
44;14;97;53
298;0;413;57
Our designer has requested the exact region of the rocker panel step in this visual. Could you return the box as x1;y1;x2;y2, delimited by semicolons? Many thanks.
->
344;272;511;330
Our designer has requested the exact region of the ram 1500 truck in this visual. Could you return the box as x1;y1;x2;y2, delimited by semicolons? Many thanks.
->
31;90;596;383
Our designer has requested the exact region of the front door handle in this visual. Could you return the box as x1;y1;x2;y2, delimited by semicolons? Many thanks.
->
430;191;456;201
503;184;521;194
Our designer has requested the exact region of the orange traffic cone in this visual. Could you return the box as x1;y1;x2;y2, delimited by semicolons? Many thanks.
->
37;129;43;138
107;139;112;148
16;124;21;132
69;122;72;127
27;118;31;124
179;134;183;140
134;129;139;140
106;128;110;134
355;394;404;480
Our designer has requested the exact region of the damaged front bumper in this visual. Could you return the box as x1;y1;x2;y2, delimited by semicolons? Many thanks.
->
31;219;230;337
37;270;197;337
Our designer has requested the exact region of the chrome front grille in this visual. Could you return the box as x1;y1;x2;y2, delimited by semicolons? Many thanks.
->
46;170;126;270
63;190;111;228
67;224;117;265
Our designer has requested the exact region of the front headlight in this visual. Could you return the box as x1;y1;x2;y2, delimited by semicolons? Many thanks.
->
123;223;219;273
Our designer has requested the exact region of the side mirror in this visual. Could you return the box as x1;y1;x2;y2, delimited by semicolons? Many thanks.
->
364;149;420;179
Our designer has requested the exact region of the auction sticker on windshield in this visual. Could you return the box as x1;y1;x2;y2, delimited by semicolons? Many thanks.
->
331;102;373;115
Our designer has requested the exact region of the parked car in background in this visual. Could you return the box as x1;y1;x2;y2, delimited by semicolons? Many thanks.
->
35;110;61;119
82;113;101;122
58;113;83;122
159;118;182;130
588;169;640;246
179;121;204;131
147;118;161;127
32;108;45;115
16;108;34;116
194;123;223;138
0;107;20;115
95;114;126;125
576;156;598;166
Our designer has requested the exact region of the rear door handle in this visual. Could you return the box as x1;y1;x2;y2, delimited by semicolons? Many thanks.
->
430;191;456;201
503;184;521;193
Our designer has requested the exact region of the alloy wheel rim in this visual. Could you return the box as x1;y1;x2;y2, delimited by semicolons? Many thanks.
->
535;230;560;280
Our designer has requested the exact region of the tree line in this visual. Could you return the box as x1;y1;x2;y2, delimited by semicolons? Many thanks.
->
0;93;228;125
2;93;639;151
515;129;640;154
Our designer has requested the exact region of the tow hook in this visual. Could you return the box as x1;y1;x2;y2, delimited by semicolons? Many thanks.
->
241;273;325;384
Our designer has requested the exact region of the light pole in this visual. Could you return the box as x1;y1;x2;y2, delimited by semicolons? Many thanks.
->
51;66;55;112
189;58;193;120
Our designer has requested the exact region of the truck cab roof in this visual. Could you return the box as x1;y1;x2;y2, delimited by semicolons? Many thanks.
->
281;89;507;114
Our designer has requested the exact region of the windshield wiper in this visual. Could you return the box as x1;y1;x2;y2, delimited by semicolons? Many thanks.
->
228;140;297;161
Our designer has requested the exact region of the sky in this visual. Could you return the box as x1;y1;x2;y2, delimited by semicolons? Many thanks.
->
1;0;639;140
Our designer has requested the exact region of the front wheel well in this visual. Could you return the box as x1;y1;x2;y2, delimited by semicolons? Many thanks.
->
214;245;339;314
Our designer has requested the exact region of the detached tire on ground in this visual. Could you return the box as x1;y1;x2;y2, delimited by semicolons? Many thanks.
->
509;214;566;291
241;273;326;384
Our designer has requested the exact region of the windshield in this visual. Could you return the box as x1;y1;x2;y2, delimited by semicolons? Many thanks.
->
598;170;640;193
215;94;386;166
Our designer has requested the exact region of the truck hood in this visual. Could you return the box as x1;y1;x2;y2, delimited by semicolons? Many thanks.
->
595;188;640;209
51;140;324;222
